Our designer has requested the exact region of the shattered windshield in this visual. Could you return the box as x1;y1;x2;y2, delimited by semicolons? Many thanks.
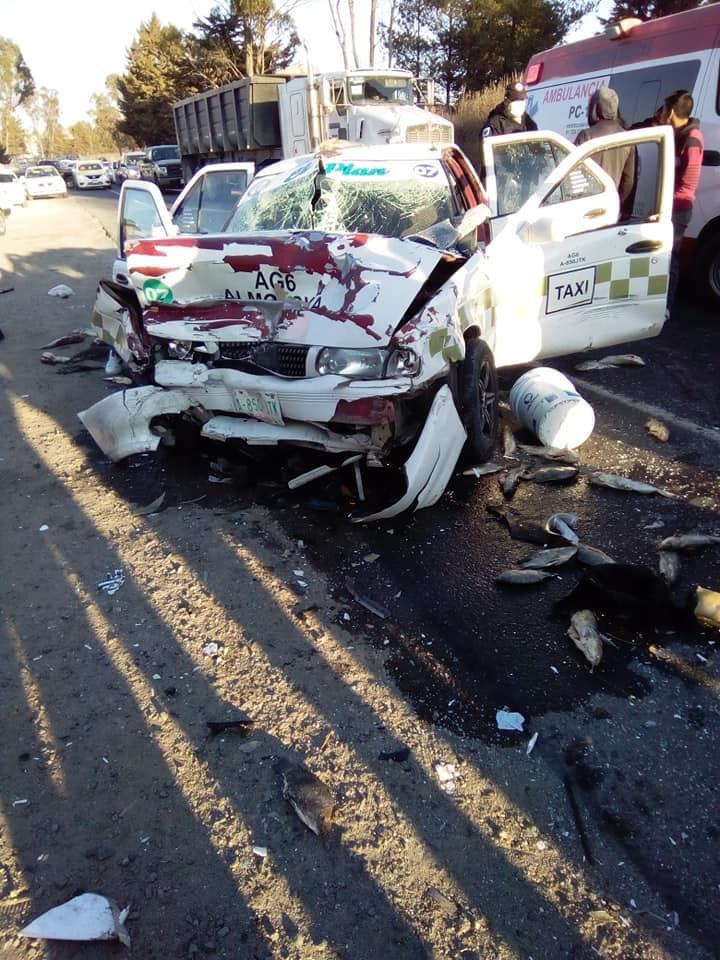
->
224;157;456;238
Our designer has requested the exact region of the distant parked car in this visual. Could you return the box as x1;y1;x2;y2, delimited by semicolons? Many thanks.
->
0;168;27;207
117;151;148;184
22;165;68;199
72;161;111;190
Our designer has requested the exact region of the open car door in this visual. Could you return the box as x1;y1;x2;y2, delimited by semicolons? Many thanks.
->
482;129;620;239
112;163;255;285
483;127;673;367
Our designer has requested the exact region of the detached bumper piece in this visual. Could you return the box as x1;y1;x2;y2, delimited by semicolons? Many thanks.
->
352;385;466;522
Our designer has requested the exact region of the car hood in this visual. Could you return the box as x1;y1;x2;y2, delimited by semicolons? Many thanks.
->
126;231;445;348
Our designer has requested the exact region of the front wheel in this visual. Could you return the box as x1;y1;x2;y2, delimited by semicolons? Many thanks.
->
461;337;499;462
695;231;720;309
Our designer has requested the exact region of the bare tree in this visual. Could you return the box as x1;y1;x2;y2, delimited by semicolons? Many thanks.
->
386;0;397;67
347;0;360;68
369;0;378;67
327;0;350;69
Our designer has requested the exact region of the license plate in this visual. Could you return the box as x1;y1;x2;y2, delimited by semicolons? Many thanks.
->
232;389;284;425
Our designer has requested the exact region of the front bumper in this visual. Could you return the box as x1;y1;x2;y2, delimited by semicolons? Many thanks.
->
78;364;467;520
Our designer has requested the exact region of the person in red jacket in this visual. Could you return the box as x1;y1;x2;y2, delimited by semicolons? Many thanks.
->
661;90;704;315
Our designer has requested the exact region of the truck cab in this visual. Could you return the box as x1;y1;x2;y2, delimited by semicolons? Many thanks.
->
139;145;184;192
278;69;454;156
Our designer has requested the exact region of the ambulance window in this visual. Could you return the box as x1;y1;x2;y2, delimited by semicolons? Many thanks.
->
542;161;605;206
610;60;701;126
491;141;561;216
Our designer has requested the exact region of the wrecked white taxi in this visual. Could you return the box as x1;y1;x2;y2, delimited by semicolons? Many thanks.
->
81;129;674;520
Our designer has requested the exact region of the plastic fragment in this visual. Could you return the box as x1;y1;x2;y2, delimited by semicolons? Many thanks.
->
19;893;130;947
47;284;75;298
434;762;458;794
97;570;125;596
496;709;525;731
526;732;539;755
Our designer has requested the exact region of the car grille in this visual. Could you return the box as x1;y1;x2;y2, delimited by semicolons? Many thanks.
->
218;342;309;377
406;123;453;145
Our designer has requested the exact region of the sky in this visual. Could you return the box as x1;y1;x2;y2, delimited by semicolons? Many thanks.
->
0;0;606;128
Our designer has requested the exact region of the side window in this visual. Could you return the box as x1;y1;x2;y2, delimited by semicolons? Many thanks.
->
199;170;251;233
121;190;166;254
173;182;201;233
543;161;606;206
610;59;701;126
331;80;347;116
492;141;565;216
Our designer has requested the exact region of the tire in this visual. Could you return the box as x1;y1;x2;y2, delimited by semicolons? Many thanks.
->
695;231;720;309
460;336;499;462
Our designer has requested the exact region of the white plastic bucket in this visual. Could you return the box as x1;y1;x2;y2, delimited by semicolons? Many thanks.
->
509;367;595;449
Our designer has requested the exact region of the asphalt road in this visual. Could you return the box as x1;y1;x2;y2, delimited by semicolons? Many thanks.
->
3;190;718;957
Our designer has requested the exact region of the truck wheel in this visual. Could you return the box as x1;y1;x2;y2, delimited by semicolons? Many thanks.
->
461;336;498;462
695;231;720;309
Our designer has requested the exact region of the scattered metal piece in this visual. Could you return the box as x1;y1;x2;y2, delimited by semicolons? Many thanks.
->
496;569;559;585
575;354;645;370
521;546;577;569
658;533;720;551
501;464;525;499
545;512;580;544
526;732;539;755
589;472;674;497
104;375;133;386
41;333;86;349
462;462;504;478
345;579;389;618
567;610;603;668
518;444;579;464
40;351;73;365
97;570;125;596
576;543;616;566
281;763;335;836
134;492;166;516
645;418;670;442
353;459;365;501
528;465;579;484
658;550;681;586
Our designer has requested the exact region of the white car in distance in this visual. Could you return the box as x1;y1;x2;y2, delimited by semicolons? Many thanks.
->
0;168;26;207
72;161;111;190
22;166;68;199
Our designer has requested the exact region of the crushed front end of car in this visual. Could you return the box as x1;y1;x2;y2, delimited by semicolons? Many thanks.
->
81;218;491;519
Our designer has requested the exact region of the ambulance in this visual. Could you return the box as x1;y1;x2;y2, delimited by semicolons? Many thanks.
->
523;4;720;307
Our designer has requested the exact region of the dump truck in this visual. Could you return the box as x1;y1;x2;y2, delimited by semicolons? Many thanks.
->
172;69;454;181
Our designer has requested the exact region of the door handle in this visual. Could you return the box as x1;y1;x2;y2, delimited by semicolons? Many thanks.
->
115;274;130;286
625;240;663;254
583;208;606;219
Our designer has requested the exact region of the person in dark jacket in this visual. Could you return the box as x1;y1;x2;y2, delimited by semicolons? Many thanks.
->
574;86;635;216
481;81;538;138
660;89;704;314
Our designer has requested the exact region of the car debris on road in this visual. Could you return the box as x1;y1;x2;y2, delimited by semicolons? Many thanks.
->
280;762;335;836
19;893;130;947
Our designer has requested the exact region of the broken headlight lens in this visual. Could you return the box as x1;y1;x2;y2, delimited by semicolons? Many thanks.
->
316;347;385;379
167;340;194;359
386;348;421;377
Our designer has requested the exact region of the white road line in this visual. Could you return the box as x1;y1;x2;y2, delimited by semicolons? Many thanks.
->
573;376;720;446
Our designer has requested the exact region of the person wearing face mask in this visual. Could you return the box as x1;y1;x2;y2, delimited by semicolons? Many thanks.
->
480;81;538;138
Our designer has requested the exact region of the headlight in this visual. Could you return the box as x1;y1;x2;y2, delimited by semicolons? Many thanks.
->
157;166;167;175
316;347;385;379
167;340;193;359
386;348;421;377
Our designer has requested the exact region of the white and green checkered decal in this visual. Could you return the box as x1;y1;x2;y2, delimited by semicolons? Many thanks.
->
544;258;668;314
